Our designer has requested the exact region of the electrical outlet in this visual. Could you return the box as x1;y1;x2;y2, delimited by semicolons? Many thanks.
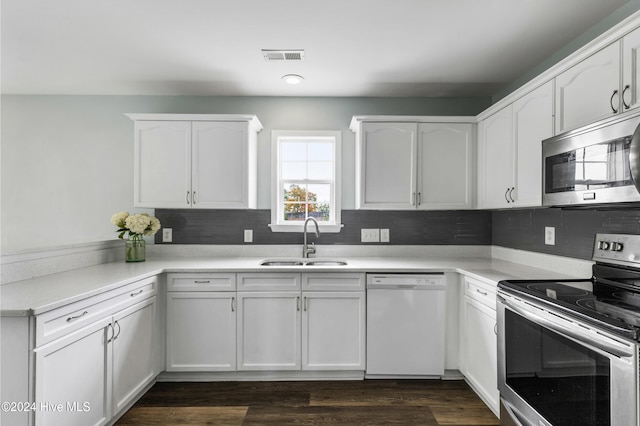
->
361;228;380;243
380;229;390;243
244;229;253;243
162;228;172;243
545;226;555;245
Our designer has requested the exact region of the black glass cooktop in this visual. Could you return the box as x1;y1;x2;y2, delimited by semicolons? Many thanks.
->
498;278;640;340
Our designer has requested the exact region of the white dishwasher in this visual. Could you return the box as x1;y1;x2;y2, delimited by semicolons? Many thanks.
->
366;273;446;377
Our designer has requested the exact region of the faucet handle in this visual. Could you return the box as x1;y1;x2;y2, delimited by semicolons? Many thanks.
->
307;242;316;255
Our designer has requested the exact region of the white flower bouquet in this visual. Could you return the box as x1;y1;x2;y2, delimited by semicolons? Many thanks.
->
111;211;161;262
110;211;161;239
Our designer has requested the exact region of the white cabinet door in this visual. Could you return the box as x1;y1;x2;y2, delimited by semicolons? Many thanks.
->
623;27;640;112
236;292;301;370
302;292;365;370
134;120;191;208
512;81;554;207
34;318;112;426
556;42;621;133
357;122;417;209
112;297;157;414
166;292;236;371
479;105;513;209
417;123;473;209
463;296;499;415
192;121;253;208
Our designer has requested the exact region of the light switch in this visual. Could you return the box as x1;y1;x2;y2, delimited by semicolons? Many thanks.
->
162;228;172;243
244;229;253;243
380;229;390;243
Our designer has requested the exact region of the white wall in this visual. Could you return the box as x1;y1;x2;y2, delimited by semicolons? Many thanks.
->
0;95;487;254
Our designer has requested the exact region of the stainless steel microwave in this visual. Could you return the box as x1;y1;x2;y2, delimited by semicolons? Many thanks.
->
542;110;640;206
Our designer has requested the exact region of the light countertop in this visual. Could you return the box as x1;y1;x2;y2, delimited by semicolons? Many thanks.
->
0;255;587;317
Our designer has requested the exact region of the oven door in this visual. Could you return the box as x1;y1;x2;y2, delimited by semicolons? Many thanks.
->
542;111;640;206
497;291;638;426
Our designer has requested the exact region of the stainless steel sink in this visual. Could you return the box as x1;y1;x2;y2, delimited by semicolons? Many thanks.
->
260;259;305;266
259;258;347;266
304;260;348;266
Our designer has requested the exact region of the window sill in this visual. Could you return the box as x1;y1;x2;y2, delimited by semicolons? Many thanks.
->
268;224;344;233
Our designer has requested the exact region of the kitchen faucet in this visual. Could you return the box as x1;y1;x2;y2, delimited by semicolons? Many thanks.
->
303;217;320;258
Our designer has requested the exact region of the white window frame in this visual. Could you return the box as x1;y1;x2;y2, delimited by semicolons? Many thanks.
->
269;130;343;233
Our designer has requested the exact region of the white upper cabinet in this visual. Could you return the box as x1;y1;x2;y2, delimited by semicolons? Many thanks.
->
418;123;474;209
134;120;191;209
555;42;621;133
479;105;513;209
622;27;640;111
356;122;417;209
351;117;474;210
479;81;553;209
129;114;262;209
512;81;554;207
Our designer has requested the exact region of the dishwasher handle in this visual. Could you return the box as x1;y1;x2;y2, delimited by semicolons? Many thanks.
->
367;284;446;290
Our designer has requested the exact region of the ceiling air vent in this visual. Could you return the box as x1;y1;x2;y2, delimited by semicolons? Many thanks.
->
262;49;305;62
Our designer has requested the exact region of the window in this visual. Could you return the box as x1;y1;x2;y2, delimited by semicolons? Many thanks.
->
270;130;342;232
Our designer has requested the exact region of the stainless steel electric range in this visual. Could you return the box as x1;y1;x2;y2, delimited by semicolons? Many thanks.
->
497;233;640;426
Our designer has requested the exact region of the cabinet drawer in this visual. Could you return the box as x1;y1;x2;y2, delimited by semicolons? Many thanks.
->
35;276;157;347
464;276;497;310
302;273;365;291
237;273;301;291
167;273;236;291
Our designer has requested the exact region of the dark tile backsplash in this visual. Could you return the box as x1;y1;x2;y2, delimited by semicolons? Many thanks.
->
155;207;640;260
492;207;640;260
154;209;492;246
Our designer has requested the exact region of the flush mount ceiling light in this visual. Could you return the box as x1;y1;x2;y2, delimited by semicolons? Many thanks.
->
282;74;304;85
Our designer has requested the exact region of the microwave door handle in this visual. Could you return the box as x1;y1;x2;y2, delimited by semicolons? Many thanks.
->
630;123;640;193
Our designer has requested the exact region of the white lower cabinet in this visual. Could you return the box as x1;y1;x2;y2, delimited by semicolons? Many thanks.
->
34;295;157;426
236;272;366;372
166;292;237;371
236;291;301;370
302;292;366;370
112;298;158;413
461;276;499;416
34;317;112;426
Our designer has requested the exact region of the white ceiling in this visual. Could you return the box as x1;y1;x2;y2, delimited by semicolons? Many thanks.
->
0;0;632;97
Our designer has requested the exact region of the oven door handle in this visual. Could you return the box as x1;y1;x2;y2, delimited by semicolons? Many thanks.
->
498;295;635;358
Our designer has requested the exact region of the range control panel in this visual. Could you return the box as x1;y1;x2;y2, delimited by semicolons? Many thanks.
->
593;233;640;267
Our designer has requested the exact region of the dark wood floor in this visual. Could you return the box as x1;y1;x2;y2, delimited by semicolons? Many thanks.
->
116;380;499;425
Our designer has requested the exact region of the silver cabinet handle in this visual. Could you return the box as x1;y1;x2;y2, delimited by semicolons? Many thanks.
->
186;191;191;205
623;84;631;109
113;321;121;341
231;297;236;312
130;289;144;297
476;288;488;296
304;297;308;311
106;323;115;343
509;187;515;203
296;296;301;311
610;89;619;113
194;280;210;284
193;191;197;205
417;192;422;206
494;323;498;336
504;188;510;203
66;311;88;322
412;192;416;206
